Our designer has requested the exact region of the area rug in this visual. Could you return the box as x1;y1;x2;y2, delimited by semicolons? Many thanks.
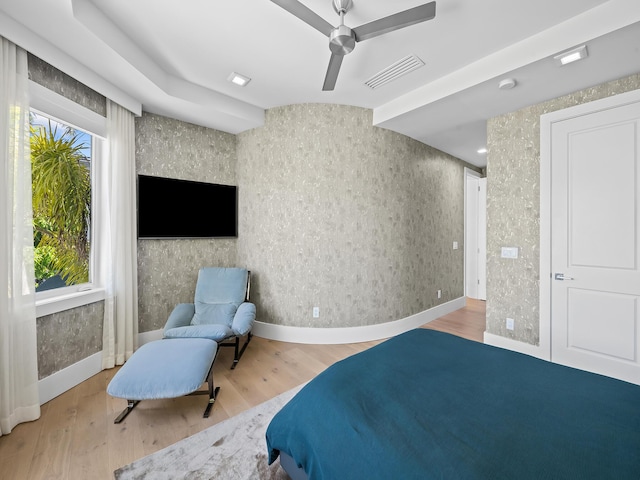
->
114;385;304;480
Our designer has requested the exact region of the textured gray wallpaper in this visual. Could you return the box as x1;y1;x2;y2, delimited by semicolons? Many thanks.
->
28;53;107;378
486;74;640;344
37;302;104;379
28;53;106;116
135;113;239;332
237;104;471;328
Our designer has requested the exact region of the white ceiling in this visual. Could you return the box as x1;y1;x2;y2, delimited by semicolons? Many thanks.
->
1;0;639;167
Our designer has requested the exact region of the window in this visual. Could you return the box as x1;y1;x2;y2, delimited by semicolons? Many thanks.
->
31;112;93;293
29;81;107;316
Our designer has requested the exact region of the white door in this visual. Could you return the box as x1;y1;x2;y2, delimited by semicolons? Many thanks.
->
551;100;640;384
477;178;486;300
465;170;486;300
465;174;479;298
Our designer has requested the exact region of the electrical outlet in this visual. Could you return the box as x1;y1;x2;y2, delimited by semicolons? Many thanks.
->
506;317;515;330
313;306;320;318
437;289;442;299
453;241;458;250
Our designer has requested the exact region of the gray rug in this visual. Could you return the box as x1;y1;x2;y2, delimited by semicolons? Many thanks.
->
114;385;303;480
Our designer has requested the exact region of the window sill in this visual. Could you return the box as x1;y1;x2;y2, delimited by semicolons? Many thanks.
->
36;288;106;318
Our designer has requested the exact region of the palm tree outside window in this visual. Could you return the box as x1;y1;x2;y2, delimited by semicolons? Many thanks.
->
30;111;92;292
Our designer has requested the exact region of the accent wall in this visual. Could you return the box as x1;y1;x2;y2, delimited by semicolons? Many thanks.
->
236;104;472;328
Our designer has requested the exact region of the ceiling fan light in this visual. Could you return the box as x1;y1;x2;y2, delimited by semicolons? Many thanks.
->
227;72;251;87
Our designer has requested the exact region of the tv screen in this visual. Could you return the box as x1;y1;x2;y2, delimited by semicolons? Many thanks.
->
137;174;237;238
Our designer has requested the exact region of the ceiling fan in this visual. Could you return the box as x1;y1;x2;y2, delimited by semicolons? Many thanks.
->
271;0;436;91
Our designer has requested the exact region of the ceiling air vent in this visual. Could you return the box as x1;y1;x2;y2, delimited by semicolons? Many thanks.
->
364;54;425;89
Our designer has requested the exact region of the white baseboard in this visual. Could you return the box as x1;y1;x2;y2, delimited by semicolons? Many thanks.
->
38;351;103;405
483;332;550;361
128;298;466;347
253;297;467;344
125;299;466;347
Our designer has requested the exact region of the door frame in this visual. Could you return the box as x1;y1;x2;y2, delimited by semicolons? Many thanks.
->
539;87;640;362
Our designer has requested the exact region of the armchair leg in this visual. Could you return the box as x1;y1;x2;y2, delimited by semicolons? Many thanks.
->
220;332;253;369
230;331;253;370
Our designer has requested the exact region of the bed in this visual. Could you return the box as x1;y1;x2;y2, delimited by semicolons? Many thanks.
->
266;329;640;479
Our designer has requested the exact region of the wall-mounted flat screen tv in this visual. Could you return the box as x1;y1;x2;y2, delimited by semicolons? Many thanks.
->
137;174;237;239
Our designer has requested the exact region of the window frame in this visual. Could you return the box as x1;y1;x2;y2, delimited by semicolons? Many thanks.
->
29;81;107;317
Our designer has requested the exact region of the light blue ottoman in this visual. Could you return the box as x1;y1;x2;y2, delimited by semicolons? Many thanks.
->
107;338;219;423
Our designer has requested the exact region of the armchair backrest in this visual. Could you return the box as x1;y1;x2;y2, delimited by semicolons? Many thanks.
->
192;267;250;327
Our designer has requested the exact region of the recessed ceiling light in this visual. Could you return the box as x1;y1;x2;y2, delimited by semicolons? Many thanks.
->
553;45;588;66
227;72;251;87
477;147;487;154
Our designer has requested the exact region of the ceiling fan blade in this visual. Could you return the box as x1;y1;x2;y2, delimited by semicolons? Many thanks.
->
322;53;344;91
271;0;334;37
353;1;436;42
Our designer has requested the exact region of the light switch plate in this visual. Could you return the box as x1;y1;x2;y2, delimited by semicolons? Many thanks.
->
501;247;519;259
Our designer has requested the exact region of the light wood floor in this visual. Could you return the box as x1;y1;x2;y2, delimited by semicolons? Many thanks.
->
0;299;485;480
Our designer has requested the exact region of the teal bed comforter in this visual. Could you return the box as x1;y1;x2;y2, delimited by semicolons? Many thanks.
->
266;329;640;479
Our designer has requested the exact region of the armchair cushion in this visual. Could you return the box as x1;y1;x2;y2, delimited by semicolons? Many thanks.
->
191;267;249;327
233;302;257;336
192;302;237;326
164;303;195;335
164;324;234;342
195;267;248;305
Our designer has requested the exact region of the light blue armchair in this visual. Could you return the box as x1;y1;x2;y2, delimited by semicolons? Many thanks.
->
163;267;256;369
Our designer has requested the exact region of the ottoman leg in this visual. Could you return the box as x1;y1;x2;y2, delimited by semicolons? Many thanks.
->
114;400;140;424
189;352;220;418
202;362;220;418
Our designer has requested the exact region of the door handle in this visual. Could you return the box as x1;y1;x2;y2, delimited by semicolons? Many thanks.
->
554;273;575;281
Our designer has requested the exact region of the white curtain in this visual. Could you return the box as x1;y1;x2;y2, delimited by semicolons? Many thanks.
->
100;99;138;369
0;37;41;435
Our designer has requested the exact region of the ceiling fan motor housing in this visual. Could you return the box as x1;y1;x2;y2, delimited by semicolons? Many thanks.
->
330;25;356;55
